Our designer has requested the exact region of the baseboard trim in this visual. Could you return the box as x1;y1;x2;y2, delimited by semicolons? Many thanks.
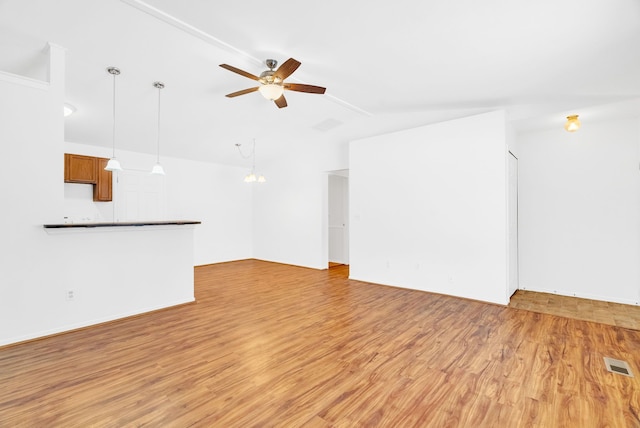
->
0;299;196;350
518;285;639;306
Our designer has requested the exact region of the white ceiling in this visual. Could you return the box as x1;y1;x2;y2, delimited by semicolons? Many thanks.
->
1;0;639;167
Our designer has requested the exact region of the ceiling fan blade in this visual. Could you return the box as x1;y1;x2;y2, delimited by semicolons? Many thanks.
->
274;95;288;109
284;83;326;94
225;87;259;98
219;64;260;81
274;58;301;80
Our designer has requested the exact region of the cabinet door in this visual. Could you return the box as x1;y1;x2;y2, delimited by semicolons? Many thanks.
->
65;154;97;184
93;157;113;202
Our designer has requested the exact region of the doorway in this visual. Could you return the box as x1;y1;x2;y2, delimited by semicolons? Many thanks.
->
508;152;519;297
328;172;349;266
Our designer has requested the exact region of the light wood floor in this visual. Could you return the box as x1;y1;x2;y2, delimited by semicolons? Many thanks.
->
510;289;640;331
1;260;639;427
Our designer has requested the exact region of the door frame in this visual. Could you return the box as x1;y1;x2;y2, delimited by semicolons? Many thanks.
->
508;151;519;297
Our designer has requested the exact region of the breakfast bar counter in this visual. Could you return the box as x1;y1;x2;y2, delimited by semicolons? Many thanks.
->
43;220;201;229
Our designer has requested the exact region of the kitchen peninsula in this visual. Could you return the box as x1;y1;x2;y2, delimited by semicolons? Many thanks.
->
36;220;201;343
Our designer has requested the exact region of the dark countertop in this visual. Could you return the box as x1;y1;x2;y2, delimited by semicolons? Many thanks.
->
43;220;201;229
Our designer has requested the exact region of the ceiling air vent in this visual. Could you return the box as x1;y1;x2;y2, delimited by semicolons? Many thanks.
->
312;118;343;132
603;357;634;377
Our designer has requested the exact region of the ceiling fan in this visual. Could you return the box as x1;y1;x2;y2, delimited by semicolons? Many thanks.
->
219;58;326;108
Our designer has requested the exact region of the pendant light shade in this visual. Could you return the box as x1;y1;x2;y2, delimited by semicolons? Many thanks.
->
151;163;165;175
105;158;122;171
151;81;166;175
105;67;123;171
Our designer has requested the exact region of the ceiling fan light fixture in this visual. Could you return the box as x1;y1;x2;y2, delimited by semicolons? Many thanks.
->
564;115;581;132
259;83;284;101
220;58;325;109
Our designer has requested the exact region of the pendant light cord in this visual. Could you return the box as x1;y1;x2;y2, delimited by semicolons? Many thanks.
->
236;140;257;173
112;74;116;222
236;139;265;182
156;85;161;163
112;72;116;158
235;142;255;159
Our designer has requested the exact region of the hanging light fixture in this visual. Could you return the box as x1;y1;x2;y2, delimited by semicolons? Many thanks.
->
150;81;166;175
564;115;581;132
105;67;123;171
236;140;266;183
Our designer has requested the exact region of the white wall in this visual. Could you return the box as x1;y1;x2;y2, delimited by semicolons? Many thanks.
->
0;45;72;345
165;155;253;265
252;138;349;269
517;117;640;305
349;111;510;305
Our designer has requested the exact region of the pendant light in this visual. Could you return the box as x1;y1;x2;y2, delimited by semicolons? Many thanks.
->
105;67;123;171
150;81;166;175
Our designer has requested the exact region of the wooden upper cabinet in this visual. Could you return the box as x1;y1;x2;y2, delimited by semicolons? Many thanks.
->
64;154;97;184
93;157;113;202
64;153;113;202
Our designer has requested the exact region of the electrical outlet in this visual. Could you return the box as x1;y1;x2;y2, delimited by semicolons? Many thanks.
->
65;290;75;301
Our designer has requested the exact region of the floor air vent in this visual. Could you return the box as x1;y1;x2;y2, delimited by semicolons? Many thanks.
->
604;357;634;377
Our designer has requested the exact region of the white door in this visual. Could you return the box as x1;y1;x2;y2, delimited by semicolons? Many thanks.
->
508;152;519;296
329;174;349;265
115;170;166;222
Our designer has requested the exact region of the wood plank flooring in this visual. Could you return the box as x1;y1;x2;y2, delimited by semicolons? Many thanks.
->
1;259;639;427
510;289;640;330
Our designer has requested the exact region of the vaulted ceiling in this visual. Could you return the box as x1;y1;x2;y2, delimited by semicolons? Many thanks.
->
1;0;639;166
